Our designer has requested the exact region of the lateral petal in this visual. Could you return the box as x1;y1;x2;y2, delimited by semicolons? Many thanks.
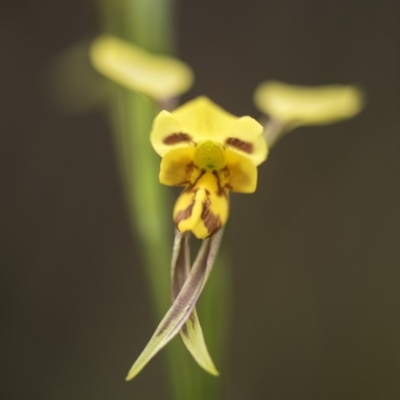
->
159;147;200;186
220;149;258;193
223;117;268;166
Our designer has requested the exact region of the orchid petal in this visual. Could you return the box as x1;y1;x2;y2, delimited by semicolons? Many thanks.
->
159;147;199;187
126;229;224;380
220;149;258;193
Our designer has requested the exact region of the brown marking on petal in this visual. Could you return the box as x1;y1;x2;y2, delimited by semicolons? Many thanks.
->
171;163;195;186
174;201;195;226
201;200;222;237
168;163;201;186
163;132;193;145
185;162;195;175
222;183;233;191
212;170;230;196
225;137;253;154
174;188;198;227
219;167;230;179
218;187;229;197
185;162;198;184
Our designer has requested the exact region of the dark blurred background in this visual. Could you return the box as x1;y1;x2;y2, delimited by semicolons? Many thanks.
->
1;0;399;399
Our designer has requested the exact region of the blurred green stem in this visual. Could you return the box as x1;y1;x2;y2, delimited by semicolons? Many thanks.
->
97;1;229;399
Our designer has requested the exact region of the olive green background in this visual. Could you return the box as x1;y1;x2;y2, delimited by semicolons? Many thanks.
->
1;1;399;399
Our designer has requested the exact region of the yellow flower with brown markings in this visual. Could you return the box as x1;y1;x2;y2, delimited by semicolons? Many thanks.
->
150;96;268;239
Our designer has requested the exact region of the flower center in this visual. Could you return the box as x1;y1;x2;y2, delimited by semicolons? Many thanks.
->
193;141;225;171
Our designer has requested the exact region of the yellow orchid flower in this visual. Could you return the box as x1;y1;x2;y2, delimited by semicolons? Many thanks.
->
150;96;268;239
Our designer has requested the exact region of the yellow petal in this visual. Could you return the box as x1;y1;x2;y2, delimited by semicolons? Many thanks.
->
90;35;194;99
224;117;268;166
254;80;365;126
150;97;268;165
173;173;228;239
219;149;258;193
159;147;201;186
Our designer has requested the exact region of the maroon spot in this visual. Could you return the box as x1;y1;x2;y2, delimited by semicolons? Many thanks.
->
225;137;253;154
163;132;192;145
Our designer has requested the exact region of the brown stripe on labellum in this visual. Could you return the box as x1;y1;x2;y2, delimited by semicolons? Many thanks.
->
174;198;196;225
201;200;222;237
163;132;193;145
225;137;253;154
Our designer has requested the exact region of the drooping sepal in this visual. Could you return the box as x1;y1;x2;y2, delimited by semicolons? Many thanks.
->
171;231;219;376
126;229;224;380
